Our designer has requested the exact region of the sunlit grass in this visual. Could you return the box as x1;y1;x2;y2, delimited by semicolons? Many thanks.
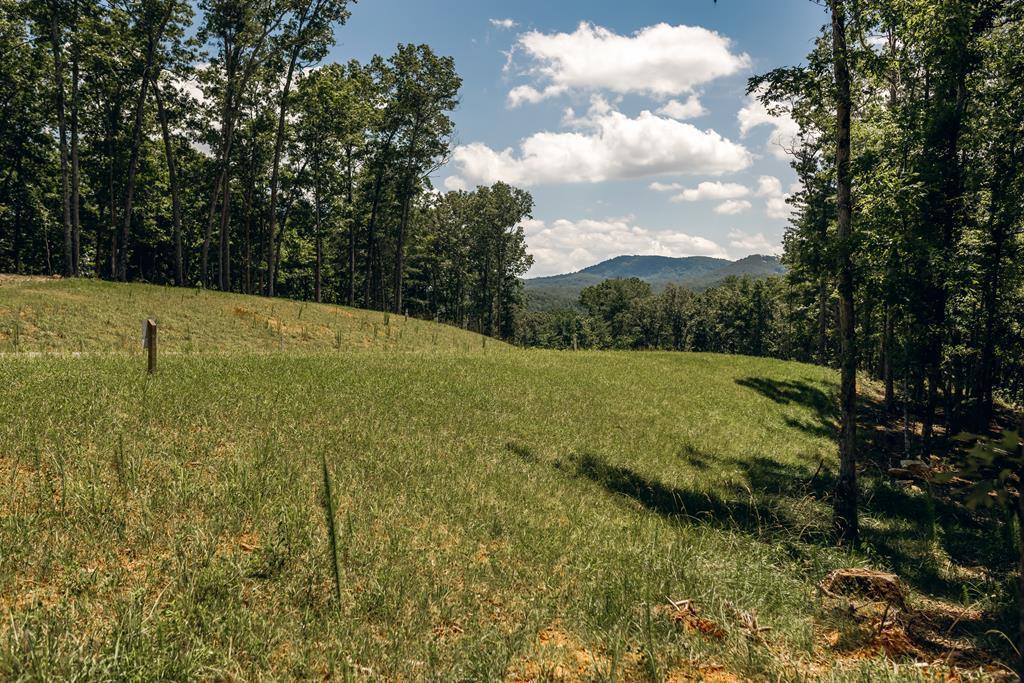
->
0;278;1011;680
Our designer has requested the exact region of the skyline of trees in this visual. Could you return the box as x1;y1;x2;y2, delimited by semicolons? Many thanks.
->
0;0;534;337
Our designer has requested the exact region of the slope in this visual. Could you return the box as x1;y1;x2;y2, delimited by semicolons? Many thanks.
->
0;275;504;354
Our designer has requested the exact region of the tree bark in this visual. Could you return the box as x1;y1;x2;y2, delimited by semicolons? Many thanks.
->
119;13;168;281
265;45;301;297
153;77;184;286
48;4;73;277
346;145;355;306
313;169;322;303
818;276;828;365
883;301;895;413
70;15;81;275
830;0;858;545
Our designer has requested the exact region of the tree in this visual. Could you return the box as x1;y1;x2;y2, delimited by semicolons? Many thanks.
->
829;0;859;544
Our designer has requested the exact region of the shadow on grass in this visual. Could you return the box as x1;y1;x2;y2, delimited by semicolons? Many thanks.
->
553;445;1012;662
502;377;1018;666
508;373;1014;612
557;452;762;529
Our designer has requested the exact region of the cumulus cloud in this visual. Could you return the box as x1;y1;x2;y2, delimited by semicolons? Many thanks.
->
656;96;707;120
446;102;751;187
728;229;783;256
507;84;568;107
523;217;728;277
670;181;750;203
714;199;752;215
507;22;750;106
489;18;517;29
738;92;800;160
752;174;799;219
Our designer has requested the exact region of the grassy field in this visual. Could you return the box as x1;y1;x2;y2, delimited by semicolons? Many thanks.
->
0;276;502;354
0;278;1015;680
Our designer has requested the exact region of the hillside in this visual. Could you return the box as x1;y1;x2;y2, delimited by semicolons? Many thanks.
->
524;254;785;310
0;276;503;354
0;278;1011;680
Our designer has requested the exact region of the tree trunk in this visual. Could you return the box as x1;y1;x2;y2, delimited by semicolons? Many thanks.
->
218;121;233;290
364;152;389;308
393;184;412;313
49;6;73;278
265;49;300;297
817;276;828;365
153;77;184;286
830;0;858;545
883;302;895;413
314;173;322;303
1015;420;1024;679
70;26;81;275
119;25;163;282
346;146;355;306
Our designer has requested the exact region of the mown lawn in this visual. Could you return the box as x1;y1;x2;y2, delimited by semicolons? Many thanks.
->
0;279;1014;680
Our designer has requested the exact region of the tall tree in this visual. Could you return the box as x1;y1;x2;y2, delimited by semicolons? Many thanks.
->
829;0;858;544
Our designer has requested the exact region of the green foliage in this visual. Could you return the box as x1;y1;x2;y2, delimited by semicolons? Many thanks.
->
521;275;791;357
937;429;1024;510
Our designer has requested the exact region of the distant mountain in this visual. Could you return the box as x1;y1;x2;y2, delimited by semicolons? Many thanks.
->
523;254;785;310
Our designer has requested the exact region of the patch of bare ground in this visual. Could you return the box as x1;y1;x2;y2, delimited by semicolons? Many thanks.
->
815;569;1015;680
506;622;642;681
656;599;727;641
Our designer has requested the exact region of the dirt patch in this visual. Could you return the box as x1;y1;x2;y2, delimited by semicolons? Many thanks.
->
506;622;631;681
817;585;1014;679
665;665;741;682
657;599;727;641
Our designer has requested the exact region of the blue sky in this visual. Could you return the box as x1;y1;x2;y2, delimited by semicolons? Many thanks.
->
328;0;829;276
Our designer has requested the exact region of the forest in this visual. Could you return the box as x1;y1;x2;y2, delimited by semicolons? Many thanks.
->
0;0;534;337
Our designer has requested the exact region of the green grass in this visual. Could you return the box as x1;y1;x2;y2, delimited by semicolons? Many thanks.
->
0;276;502;354
0;278;1014;680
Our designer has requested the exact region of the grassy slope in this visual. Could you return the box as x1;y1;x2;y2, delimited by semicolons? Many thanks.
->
0;278;1010;680
0;276;503;354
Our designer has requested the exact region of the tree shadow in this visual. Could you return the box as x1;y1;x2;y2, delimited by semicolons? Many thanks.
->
557;452;763;530
735;376;838;440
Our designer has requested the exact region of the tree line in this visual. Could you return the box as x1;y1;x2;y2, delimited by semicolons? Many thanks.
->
516;276;790;357
0;0;534;334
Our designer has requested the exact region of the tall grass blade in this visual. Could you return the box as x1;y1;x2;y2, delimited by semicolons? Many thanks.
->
321;453;342;604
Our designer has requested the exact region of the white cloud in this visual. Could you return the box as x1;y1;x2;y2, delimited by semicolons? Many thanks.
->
714;199;752;215
507;84;568;107
508;21;750;106
671;181;750;203
490;18;517;29
738;92;800;160
753;174;796;220
754;175;783;197
443;175;469;192
649;181;684;192
447;103;751;187
765;197;791;219
656;95;707;120
523;217;728;277
728;229;783;256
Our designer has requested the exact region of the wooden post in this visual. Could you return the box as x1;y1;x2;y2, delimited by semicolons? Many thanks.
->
144;318;157;373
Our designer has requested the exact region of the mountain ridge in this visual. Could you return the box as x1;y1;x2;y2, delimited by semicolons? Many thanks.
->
524;254;785;310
